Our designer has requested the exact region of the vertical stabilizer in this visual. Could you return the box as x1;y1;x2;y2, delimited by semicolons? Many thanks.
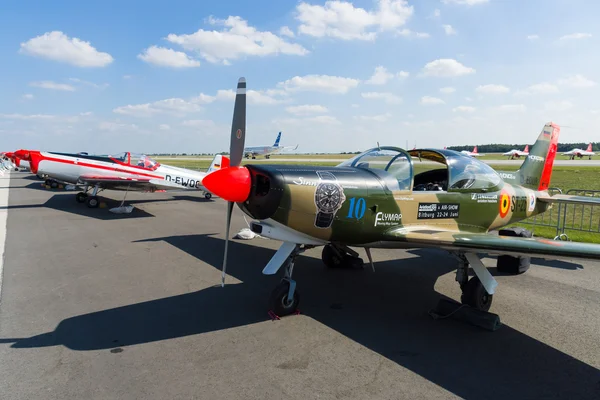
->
516;123;560;191
523;144;529;153
586;143;593;152
273;132;282;147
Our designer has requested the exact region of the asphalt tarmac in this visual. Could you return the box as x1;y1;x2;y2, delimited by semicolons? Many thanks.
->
1;172;600;399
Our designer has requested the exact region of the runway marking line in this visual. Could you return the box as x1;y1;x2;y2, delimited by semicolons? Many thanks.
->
0;171;9;304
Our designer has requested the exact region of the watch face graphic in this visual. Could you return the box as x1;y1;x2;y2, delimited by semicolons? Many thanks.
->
314;171;346;228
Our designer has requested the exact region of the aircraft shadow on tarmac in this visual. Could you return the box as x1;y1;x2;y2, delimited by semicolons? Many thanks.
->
2;234;598;399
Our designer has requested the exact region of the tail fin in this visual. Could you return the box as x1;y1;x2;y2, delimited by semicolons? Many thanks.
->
207;154;230;174
523;144;529;153
516;123;560;191
586;143;593;152
472;146;478;154
273;132;281;147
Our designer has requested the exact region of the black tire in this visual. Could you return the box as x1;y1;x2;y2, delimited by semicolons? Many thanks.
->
204;193;212;200
461;276;493;312
75;192;87;203
50;180;59;189
86;196;99;208
322;245;343;268
269;281;300;317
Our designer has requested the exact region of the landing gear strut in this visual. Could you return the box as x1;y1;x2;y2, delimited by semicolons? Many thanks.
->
269;245;303;316
86;184;101;208
321;244;364;269
454;253;496;312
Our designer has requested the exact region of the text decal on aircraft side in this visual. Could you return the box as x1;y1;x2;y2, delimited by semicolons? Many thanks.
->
165;175;201;188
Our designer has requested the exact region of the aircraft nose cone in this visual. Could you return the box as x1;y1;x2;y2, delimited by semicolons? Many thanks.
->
203;166;251;203
14;150;31;160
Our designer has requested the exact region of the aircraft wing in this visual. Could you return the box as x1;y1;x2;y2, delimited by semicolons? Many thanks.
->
383;227;600;261
537;193;600;205
78;174;190;192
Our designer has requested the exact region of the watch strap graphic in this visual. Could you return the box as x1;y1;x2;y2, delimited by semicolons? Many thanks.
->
315;212;334;228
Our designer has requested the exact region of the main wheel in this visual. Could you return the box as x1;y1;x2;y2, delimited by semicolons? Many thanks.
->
204;192;212;200
86;196;99;208
269;281;300;317
322;245;343;268
76;192;88;203
50;180;59;189
461;276;493;312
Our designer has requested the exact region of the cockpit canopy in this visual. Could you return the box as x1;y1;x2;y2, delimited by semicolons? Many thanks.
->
106;152;160;170
338;147;502;192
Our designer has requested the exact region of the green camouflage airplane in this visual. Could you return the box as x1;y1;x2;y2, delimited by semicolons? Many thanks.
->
204;77;600;317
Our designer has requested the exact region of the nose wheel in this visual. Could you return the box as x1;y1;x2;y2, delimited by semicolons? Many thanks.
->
269;281;300;317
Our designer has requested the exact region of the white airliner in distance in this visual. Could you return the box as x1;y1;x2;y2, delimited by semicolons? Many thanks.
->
460;146;483;157
502;145;529;160
13;149;228;207
562;143;596;160
243;131;298;159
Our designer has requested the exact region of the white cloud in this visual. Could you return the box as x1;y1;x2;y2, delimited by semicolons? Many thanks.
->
475;84;510;94
559;33;592;41
442;0;489;4
69;78;109;90
29;81;76;91
421;58;475;77
159;124;171;130
440;87;456;93
113;94;215;117
164;16;308;64
366;66;394;85
286;104;329;115
0;113;55;120
138;46;201;68
19;31;113;67
397;71;409;79
181;119;216;127
295;0;414;41
453;106;476;113
123;75;133;80
525;83;560;94
361;91;402;104
278;74;360;94
98;122;139;131
557;74;597;88
443;25;457;35
216;89;289;105
307;115;341;124
465;97;473;101
21;94;34;100
353;113;392;122
431;9;441;18
527;34;539;40
491;104;526;113
280;26;295;37
396;29;430;38
420;96;445;105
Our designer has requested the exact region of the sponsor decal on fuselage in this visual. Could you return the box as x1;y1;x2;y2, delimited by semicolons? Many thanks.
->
528;193;536;212
165;175;201;188
374;212;402;226
471;193;499;203
499;172;516;180
527;155;544;162
292;177;318;186
417;203;460;219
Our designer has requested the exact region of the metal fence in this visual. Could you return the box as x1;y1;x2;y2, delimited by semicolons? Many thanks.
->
519;188;600;240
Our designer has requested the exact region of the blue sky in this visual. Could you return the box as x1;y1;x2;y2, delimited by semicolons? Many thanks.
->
1;0;599;154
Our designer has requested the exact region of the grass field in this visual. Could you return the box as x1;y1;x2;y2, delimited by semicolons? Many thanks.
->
156;156;600;243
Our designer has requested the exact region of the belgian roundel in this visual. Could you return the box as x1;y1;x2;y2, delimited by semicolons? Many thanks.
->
499;192;510;218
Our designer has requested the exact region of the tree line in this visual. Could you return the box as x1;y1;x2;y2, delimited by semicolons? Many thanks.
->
447;142;600;153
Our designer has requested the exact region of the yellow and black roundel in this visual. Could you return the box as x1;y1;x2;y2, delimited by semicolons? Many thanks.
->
499;192;510;218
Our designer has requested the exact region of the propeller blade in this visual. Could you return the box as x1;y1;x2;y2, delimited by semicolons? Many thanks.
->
221;201;235;287
229;77;247;167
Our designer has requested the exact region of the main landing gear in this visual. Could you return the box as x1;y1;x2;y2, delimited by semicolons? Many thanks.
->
454;253;497;312
269;245;305;316
75;184;102;208
204;192;212;200
45;178;59;189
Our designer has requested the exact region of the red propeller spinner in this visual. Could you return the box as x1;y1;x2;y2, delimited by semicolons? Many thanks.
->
203;166;251;203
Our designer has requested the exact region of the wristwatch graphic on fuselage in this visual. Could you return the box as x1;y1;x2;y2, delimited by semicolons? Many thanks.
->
314;171;346;228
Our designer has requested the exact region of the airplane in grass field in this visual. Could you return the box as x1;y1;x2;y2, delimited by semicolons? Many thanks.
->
502;145;529;160
562;143;595;160
204;77;600;319
460;146;483;157
13;149;228;207
243;131;298;159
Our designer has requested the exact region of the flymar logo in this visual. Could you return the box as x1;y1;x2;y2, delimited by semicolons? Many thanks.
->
374;212;402;226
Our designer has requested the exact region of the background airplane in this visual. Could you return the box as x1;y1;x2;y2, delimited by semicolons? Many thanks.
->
461;146;483;157
562;143;595;160
2;151;30;171
244;131;298;159
204;77;600;320
14;150;227;207
502;145;529;160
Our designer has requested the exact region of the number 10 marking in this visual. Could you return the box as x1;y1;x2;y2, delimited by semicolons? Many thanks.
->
347;197;366;220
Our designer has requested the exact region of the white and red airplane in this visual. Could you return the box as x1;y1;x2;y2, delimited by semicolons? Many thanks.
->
460;146;483;157
502;144;529;160
2;151;30;172
13;149;228;207
562;143;596;160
